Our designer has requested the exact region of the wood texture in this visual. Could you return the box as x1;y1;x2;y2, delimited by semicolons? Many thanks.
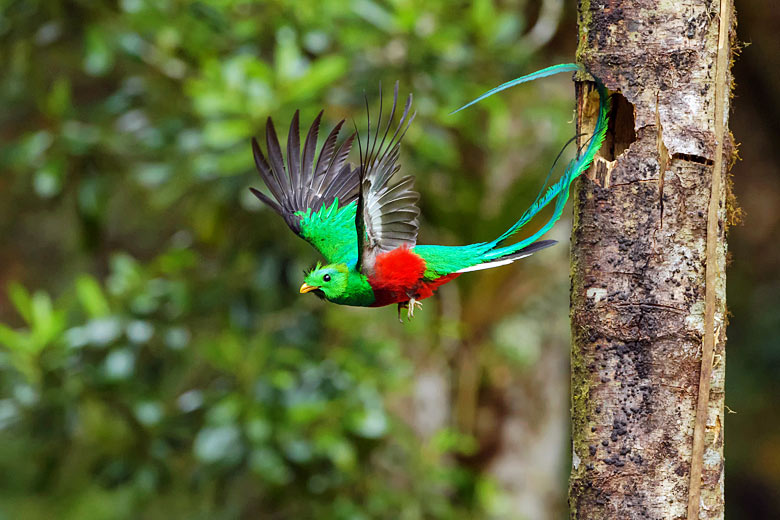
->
569;1;733;518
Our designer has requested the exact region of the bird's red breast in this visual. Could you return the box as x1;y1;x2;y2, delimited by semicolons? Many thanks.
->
367;247;460;307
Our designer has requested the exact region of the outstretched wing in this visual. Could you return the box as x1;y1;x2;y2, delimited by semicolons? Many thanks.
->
355;83;420;271
250;111;360;264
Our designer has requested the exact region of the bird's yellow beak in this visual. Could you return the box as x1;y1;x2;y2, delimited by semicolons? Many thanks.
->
299;283;319;294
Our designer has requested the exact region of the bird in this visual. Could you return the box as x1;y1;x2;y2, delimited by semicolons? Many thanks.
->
250;64;610;321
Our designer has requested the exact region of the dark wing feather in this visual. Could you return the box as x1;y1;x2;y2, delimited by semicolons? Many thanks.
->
320;135;357;207
286;111;302;208
355;82;420;272
251;112;359;239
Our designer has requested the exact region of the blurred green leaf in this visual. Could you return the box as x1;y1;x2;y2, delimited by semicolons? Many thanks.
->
76;276;111;318
194;425;243;464
44;77;72;118
0;1;609;518
29;291;59;348
83;26;114;76
203;118;251;149
285;55;348;101
34;158;65;198
0;324;25;352
14;131;52;167
8;283;33;324
349;407;388;439
249;447;292;485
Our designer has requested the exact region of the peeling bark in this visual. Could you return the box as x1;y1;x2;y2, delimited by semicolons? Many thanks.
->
569;1;733;519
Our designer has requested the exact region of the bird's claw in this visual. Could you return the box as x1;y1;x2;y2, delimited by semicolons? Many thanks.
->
397;298;423;322
407;298;423;320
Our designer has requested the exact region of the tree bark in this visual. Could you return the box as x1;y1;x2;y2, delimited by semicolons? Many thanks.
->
569;1;733;519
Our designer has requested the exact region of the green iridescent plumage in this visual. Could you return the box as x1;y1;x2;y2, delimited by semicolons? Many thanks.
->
251;65;611;316
415;66;611;277
296;199;357;266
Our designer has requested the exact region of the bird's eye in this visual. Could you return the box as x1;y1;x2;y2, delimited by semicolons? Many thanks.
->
323;274;331;282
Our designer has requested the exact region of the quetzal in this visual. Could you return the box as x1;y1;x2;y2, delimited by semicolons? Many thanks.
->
250;64;609;321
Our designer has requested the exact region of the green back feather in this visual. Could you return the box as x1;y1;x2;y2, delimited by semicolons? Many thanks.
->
296;198;358;265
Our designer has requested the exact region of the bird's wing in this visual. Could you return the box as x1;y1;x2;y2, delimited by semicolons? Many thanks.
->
355;83;420;272
250;112;360;264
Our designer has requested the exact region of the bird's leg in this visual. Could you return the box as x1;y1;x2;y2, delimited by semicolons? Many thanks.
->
397;302;407;323
406;297;423;320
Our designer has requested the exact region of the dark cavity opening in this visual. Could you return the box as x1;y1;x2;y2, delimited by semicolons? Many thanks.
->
671;152;714;166
601;92;637;161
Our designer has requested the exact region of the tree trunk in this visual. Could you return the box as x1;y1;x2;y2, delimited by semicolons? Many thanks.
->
569;1;734;519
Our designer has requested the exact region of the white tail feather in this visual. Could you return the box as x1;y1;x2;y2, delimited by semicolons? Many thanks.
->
455;253;532;273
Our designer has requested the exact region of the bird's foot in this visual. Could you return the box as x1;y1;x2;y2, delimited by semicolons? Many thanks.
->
406;298;423;320
397;299;423;322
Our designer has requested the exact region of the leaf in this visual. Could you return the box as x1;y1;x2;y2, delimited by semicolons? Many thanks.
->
0;324;26;352
34;158;65;198
44;77;72;118
284;56;347;101
30;291;62;350
274;26;305;82
8;283;33;324
83;26;115;76
76;275;111;318
202;118;251;149
194;425;242;463
13;131;53;167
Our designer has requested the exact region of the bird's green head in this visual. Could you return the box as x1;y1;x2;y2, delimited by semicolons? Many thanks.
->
300;262;347;299
299;262;375;307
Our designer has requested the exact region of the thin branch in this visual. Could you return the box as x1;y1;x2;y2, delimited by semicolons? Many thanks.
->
687;0;731;517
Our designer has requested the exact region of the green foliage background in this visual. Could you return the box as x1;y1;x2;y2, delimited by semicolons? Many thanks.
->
0;0;776;519
0;1;579;518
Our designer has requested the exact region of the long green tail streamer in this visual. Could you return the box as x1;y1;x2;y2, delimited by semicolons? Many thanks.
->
453;64;610;260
